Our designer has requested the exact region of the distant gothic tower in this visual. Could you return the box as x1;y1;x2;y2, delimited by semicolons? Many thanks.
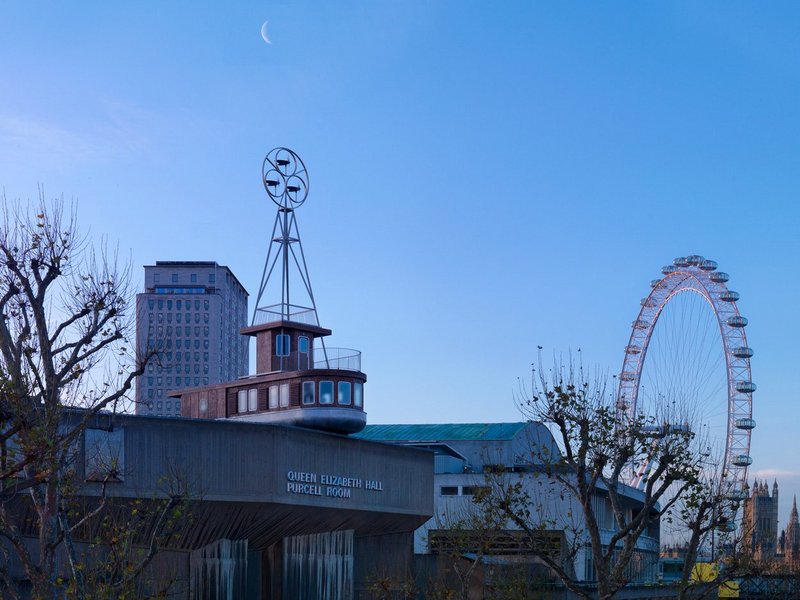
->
743;479;779;561
783;496;800;570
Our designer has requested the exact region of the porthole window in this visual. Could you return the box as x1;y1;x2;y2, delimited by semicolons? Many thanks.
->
302;381;315;405
320;381;334;405
338;381;351;405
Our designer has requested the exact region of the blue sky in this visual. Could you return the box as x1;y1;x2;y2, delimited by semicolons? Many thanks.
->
2;2;799;522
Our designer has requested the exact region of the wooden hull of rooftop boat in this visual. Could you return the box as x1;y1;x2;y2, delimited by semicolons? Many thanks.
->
229;406;367;434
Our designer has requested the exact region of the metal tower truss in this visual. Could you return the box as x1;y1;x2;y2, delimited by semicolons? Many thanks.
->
252;147;322;328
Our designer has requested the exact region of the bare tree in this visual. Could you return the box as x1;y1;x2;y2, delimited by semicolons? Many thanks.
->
0;197;176;598
475;356;716;600
662;463;762;600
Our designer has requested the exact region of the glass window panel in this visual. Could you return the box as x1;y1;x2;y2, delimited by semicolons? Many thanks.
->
354;382;363;408
338;381;351;405
298;336;309;353
248;388;258;412
302;381;315;405
320;381;333;405
275;334;290;356
279;383;289;407
237;390;247;413
269;386;279;409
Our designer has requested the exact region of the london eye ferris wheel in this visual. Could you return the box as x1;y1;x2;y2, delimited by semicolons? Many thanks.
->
617;255;755;506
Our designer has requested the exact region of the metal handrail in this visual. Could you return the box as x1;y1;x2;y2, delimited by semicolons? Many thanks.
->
253;304;317;326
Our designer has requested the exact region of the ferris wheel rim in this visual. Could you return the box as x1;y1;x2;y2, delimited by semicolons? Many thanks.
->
617;257;754;499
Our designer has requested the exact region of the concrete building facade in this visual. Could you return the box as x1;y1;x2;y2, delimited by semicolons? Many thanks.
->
135;261;249;417
355;422;661;586
5;410;433;598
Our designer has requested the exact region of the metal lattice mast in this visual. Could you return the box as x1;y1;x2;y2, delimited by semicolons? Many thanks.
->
252;147;323;330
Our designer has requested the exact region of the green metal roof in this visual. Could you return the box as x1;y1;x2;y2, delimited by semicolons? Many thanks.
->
354;423;530;442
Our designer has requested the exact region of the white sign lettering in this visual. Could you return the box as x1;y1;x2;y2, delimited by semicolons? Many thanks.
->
286;470;384;499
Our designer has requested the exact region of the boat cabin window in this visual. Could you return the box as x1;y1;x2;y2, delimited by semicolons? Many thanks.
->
269;386;279;409
298;336;309;354
275;334;290;356
302;381;315;405
354;382;363;408
320;381;334;404
338;381;351;405
279;383;290;407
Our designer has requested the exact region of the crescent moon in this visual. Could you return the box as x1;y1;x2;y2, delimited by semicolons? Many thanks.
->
261;21;271;44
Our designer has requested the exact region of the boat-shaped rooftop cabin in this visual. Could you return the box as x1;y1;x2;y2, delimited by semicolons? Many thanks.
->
177;303;367;434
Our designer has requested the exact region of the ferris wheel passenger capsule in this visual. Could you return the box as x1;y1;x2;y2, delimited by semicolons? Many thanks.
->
650;279;661;288
735;418;757;430
686;255;705;265
619;372;636;382
732;455;753;467
633;319;650;330
727;316;748;328
732;347;754;359
727;489;750;501
700;259;718;271
720;291;740;302
662;265;677;275
711;271;730;283
673;257;690;267
735;381;757;393
625;345;642;354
